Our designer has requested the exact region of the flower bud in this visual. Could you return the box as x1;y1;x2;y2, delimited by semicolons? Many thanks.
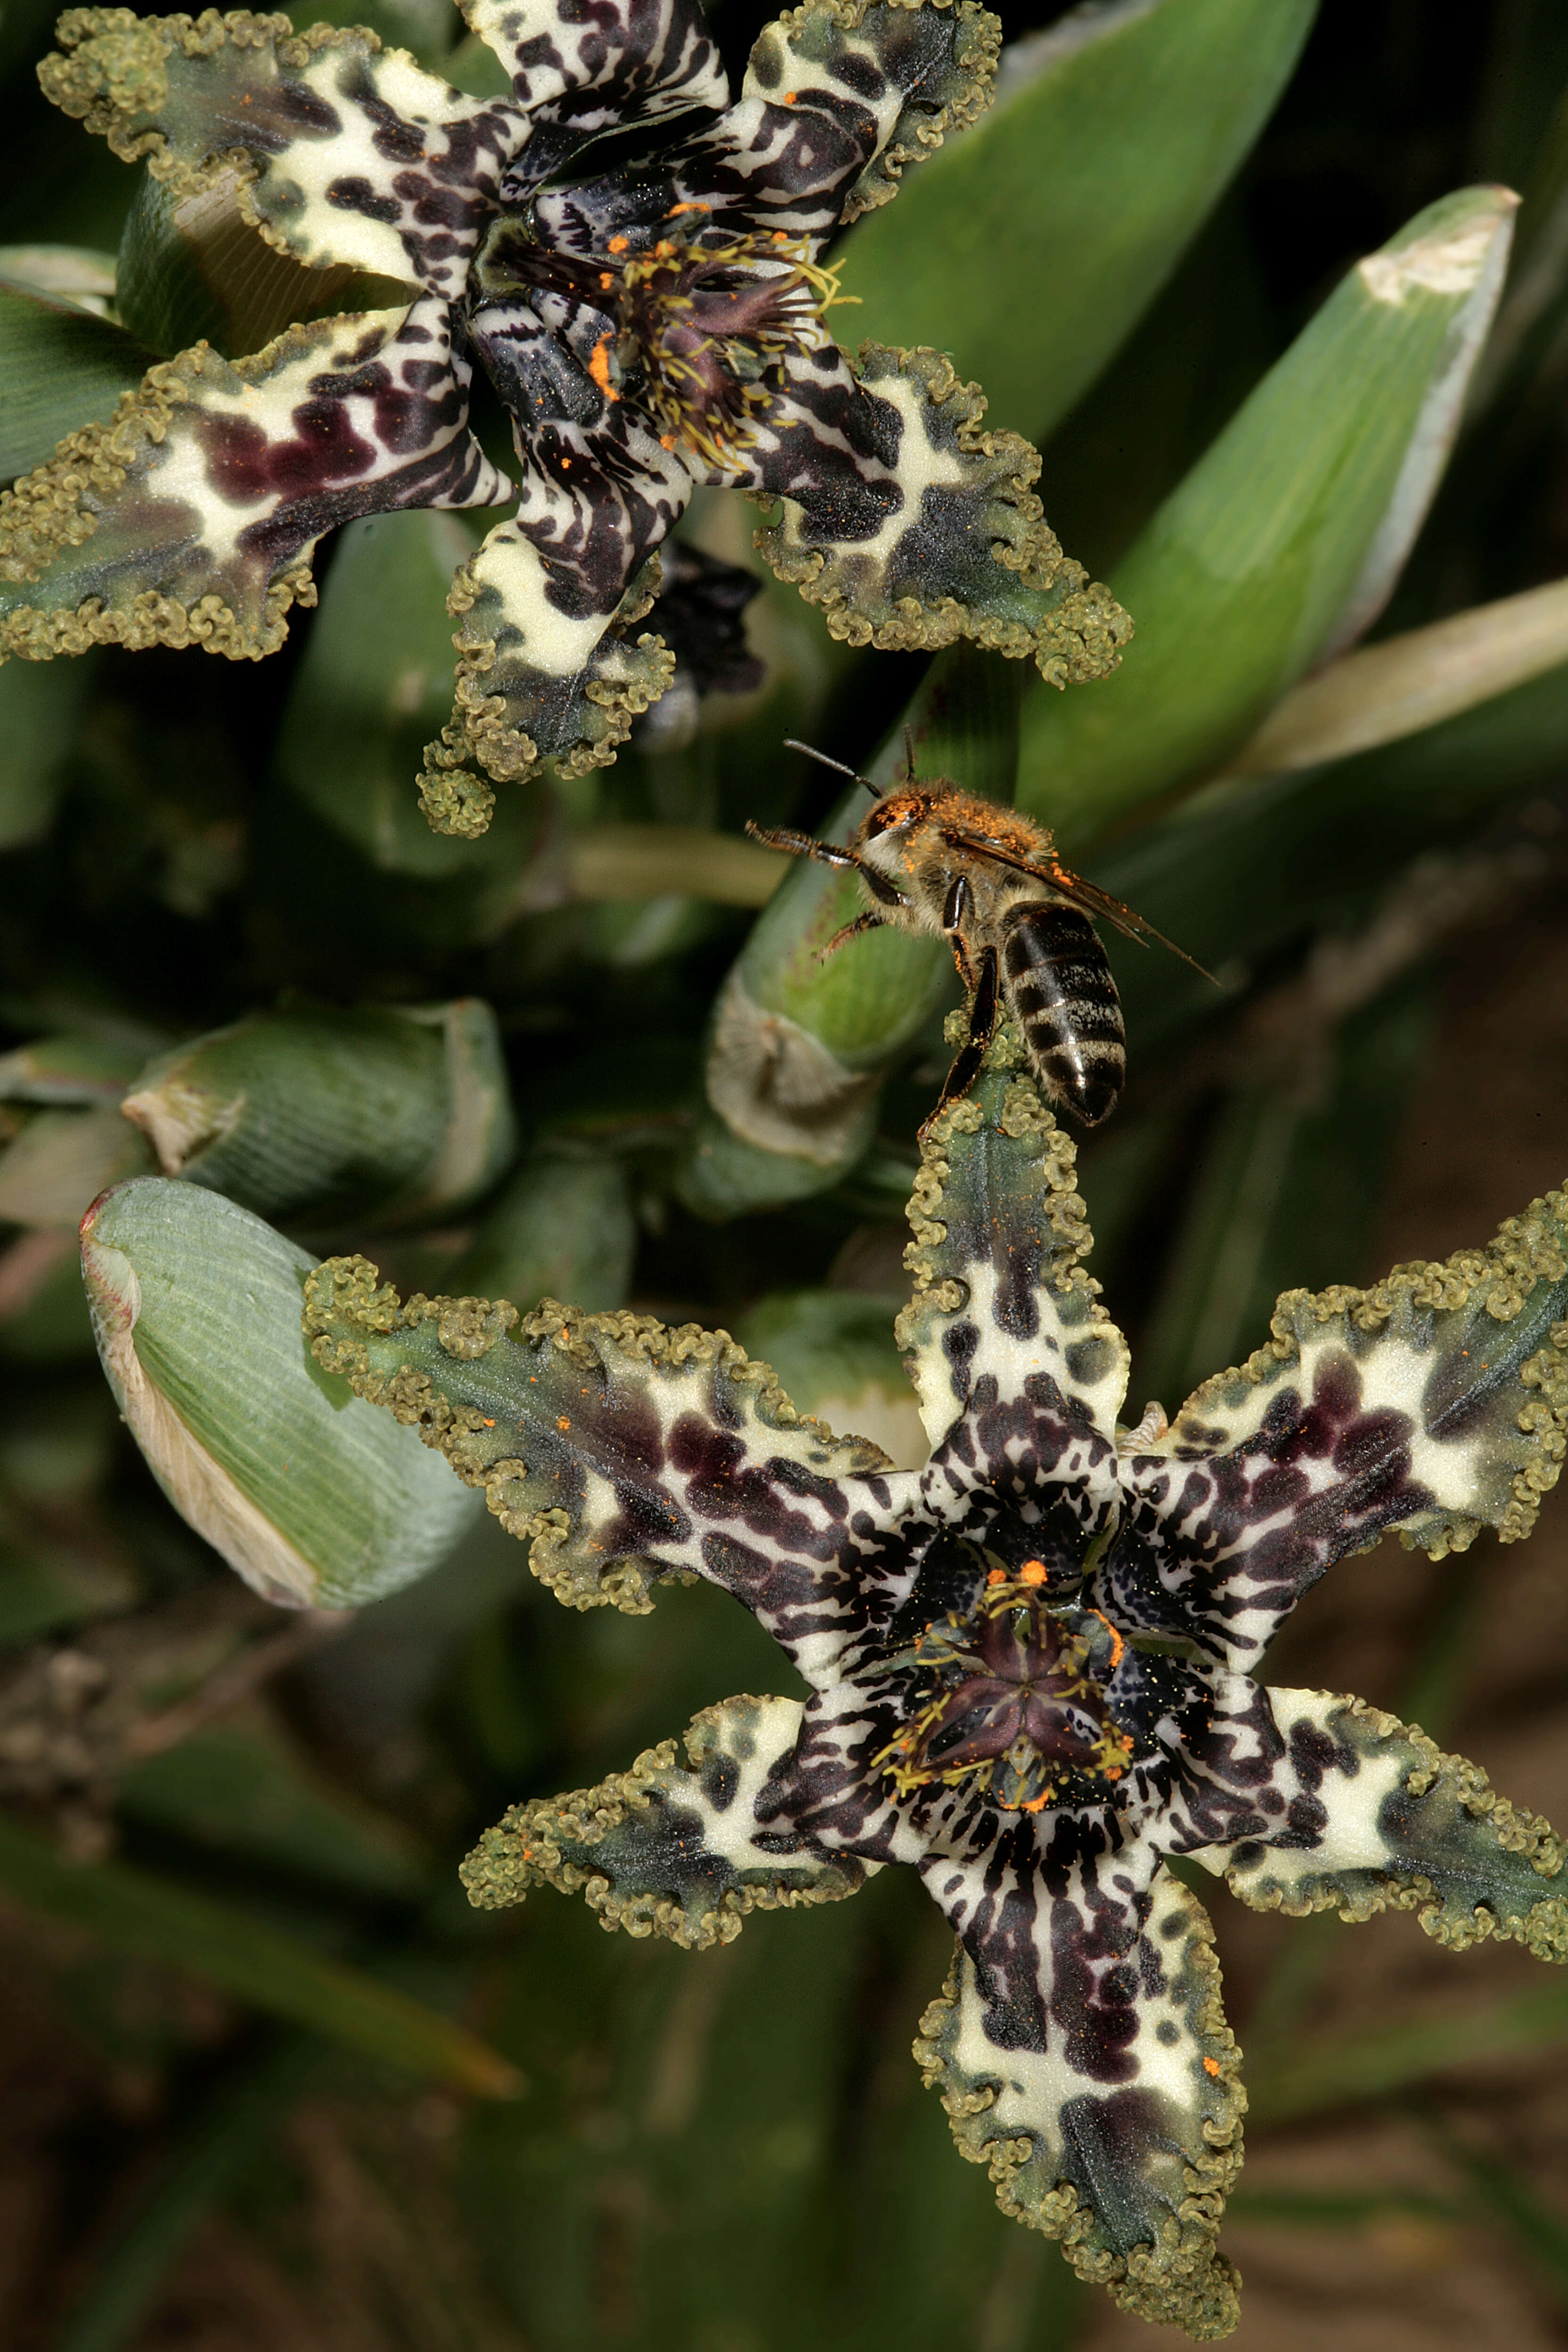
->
120;1000;516;1233
81;1179;479;1609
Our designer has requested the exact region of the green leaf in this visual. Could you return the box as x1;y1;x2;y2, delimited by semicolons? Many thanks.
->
1248;1978;1568;2123
81;1179;479;1609
0;1102;153;1228
735;1288;923;1469
117;1725;431;1900
0;278;156;482
438;1143;636;1314
0;654;97;850
837;0;1316;442
1018;188;1519;841
0;1812;520;2094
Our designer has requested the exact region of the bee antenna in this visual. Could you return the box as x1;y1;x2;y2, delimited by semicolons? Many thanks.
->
782;737;881;799
902;724;917;783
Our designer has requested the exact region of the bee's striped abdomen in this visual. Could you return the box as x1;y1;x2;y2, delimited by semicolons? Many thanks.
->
999;902;1125;1125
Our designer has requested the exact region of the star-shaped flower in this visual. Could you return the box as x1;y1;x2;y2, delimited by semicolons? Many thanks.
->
302;1020;1568;2337
2;0;1129;835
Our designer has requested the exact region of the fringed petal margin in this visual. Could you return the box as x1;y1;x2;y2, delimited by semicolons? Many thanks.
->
461;1692;874;1943
898;1019;1128;1524
1192;1688;1568;1962
0;300;508;663
1117;1184;1568;1670
40;8;528;297
752;342;1130;684
302;1258;924;1680
914;1853;1243;2339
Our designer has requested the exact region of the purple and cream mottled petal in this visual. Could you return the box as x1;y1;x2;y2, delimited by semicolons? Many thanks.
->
465;0;727;141
460;1691;874;1942
1189;1687;1568;1962
534;0;999;253
41;11;528;297
913;1839;1243;2336
896;1025;1127;1548
304;1263;931;1682
1111;1186;1568;1671
0;301;506;662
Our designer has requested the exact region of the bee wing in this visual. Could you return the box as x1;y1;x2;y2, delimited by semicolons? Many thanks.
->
935;828;1214;981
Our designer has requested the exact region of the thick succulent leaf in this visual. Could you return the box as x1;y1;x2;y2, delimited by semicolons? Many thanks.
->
302;1258;927;1679
913;1842;1242;2338
1018;187;1519;843
461;1691;874;1942
463;0;726;145
840;0;1315;442
1193;1688;1568;1963
1106;1184;1568;1671
40;9;527;297
0;280;160;484
538;0;998;252
0;300;508;663
754;340;1130;685
898;1021;1128;1528
416;321;685;825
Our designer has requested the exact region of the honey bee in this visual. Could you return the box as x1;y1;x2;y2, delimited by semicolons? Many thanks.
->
746;736;1207;1131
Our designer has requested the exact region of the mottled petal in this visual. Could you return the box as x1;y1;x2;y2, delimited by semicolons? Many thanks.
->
914;1836;1242;2339
416;311;690;823
753;341;1130;684
1112;1186;1568;1669
1191;1687;1568;1961
41;9;527;297
303;1260;929;1682
768;1677;939;1864
465;0;727;147
460;1692;872;1943
534;0;999;252
0;301;506;662
898;1022;1127;1549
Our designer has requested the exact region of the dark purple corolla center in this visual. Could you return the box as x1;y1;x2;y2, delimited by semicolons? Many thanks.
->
882;1568;1138;1813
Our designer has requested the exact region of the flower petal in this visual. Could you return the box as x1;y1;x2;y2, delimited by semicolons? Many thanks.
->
41;9;527;297
1192;1686;1568;1962
1113;1184;1568;1670
460;1692;873;1944
898;1023;1127;1533
303;1258;927;1683
0;301;508;662
914;1832;1242;2338
534;0;999;250
463;0;727;145
750;341;1130;683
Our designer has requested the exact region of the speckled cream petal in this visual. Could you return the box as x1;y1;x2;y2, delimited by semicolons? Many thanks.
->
1111;1185;1568;1670
751;341;1130;683
461;0;727;137
0;300;508;663
896;1020;1128;1538
914;1843;1242;2340
461;1690;875;1943
40;8;529;296
1190;1687;1568;1961
303;1259;931;1684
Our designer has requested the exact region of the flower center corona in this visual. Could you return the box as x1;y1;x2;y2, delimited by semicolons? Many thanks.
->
878;1566;1136;1813
476;220;847;469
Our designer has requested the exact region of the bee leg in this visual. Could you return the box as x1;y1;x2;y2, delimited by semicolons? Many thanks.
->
941;873;975;989
817;911;887;963
744;823;864;872
920;945;1000;1140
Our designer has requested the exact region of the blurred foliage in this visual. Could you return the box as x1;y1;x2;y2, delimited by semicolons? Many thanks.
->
3;0;1568;2345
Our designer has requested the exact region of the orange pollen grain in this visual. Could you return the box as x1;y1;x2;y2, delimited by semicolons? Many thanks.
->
607;234;629;253
783;89;797;102
482;1417;495;1428
1089;1608;1125;1667
771;230;788;242
1203;2057;1221;2077
598;270;613;289
1019;1560;1048;1587
666;200;711;216
660;433;677;449
556;1416;571;1432
588;335;619;399
986;1568;1007;1586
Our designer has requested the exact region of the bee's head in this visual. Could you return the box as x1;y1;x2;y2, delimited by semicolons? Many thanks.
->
859;783;936;842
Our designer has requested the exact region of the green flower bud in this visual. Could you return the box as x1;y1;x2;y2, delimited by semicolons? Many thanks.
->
81;1179;478;1608
120;1000;516;1233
